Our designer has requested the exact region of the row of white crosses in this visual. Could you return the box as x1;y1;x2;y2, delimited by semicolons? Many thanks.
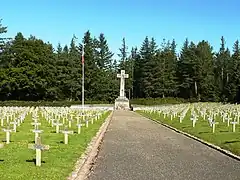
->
141;103;240;133
35;107;107;166
39;107;106;145
1;107;28;144
27;108;50;167
141;104;190;124
0;106;107;167
195;103;240;133
0;107;28;154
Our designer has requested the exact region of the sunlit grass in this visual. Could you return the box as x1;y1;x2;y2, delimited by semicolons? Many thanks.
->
138;110;240;156
0;111;110;180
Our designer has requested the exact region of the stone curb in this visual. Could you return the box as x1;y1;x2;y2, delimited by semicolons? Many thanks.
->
67;111;114;180
139;113;240;161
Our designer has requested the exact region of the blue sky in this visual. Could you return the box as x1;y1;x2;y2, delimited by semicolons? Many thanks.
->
1;0;240;57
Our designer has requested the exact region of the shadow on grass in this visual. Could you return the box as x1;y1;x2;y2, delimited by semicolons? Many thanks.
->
26;159;46;165
0;160;4;162
182;126;192;129
74;131;80;134
223;140;240;144
220;130;229;133
50;130;56;133
198;131;210;134
2;140;13;143
57;140;64;144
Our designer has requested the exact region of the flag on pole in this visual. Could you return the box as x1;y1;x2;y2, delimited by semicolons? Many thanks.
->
82;47;84;64
82;54;84;64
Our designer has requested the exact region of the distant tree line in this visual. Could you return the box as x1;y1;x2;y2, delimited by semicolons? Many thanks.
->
0;19;240;103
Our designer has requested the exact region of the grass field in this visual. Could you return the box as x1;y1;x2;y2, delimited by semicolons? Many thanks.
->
0;110;110;180
138;110;240;156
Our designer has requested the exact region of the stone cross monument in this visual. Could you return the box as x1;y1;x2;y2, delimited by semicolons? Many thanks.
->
115;70;130;110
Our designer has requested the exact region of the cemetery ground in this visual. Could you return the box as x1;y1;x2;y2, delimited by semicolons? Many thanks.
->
0;107;110;180
137;103;240;156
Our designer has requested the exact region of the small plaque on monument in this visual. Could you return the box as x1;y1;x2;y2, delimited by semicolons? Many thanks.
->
115;70;130;110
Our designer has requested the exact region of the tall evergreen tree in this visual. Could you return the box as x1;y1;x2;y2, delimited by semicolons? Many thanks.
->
118;37;128;70
214;36;231;101
195;40;215;101
0;19;7;50
95;33;114;70
139;37;158;97
227;40;240;102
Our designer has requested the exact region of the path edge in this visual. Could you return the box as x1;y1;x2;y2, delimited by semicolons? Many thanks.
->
67;111;114;180
136;112;240;161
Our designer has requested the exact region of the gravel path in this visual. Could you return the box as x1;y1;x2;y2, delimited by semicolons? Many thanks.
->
88;110;240;180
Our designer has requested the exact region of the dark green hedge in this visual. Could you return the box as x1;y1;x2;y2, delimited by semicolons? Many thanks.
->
0;100;110;107
0;97;197;107
130;97;188;105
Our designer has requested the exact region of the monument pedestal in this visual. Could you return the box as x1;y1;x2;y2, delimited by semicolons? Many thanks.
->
114;96;130;110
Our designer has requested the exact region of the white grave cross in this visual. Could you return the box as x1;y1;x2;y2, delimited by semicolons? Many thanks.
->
231;121;238;132
28;137;49;166
76;123;83;134
61;126;73;144
3;125;12;144
31;122;41;130
53;120;63;133
32;127;43;143
10;121;18;132
211;121;219;133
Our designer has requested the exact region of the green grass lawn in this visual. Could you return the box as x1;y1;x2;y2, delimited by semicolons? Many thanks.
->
137;110;240;156
0;110;111;180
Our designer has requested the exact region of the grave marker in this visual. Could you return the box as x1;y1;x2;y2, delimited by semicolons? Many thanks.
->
32;127;43;143
61;126;73;144
3;125;13;144
53;120;63;133
10;121;18;132
190;115;197;127
31;122;41;130
231;121;238;132
28;137;49;166
76;123;83;134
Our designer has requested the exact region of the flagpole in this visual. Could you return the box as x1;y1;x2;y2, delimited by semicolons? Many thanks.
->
82;44;85;116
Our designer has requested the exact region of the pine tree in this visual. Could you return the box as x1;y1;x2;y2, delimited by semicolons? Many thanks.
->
118;37;128;70
81;30;98;100
227;40;240;102
195;40;216;101
158;39;178;97
139;37;158;97
0;19;7;50
214;36;231;101
95;33;114;70
177;39;194;99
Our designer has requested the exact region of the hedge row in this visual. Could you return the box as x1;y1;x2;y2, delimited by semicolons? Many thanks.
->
0;98;198;107
0;100;110;107
130;97;188;105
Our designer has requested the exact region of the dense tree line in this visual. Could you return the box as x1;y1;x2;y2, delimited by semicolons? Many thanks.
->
0;20;240;103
